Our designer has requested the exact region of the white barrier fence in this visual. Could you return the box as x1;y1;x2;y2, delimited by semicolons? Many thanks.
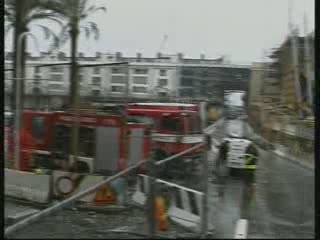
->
234;219;248;239
5;169;51;204
5;169;127;206
132;174;204;232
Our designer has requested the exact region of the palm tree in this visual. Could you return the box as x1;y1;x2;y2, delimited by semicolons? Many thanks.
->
5;0;62;112
44;0;106;169
45;0;106;107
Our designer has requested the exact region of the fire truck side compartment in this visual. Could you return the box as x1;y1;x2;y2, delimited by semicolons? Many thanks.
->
128;128;144;166
94;126;119;174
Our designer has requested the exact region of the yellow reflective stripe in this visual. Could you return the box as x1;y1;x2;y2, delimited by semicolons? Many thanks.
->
244;155;253;164
246;165;256;170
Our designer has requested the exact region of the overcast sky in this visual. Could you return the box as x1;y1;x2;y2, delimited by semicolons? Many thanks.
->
5;0;314;63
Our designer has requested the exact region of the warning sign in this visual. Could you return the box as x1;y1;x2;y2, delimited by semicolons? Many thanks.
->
94;184;117;204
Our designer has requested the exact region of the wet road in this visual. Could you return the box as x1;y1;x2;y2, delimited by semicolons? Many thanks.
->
6;151;314;239
247;149;315;238
5;200;199;239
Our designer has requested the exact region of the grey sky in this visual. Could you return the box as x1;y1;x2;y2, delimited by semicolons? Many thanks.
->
5;0;314;63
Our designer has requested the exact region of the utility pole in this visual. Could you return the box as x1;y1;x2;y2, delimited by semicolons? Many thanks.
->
288;4;303;118
303;13;313;108
259;51;267;136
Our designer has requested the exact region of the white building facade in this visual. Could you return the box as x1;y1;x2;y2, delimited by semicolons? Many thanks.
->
4;51;251;110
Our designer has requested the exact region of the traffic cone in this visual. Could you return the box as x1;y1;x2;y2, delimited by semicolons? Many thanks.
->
94;185;117;204
155;196;169;231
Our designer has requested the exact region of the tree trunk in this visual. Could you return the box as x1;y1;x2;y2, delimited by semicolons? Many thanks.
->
10;3;27;113
69;24;80;171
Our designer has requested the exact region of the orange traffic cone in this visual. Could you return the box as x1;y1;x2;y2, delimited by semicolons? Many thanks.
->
155;196;169;231
94;185;117;204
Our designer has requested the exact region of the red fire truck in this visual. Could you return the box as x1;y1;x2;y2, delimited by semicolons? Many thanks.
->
5;112;14;168
127;102;205;178
10;108;151;174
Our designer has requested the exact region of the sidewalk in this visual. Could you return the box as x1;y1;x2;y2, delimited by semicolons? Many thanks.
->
272;148;314;171
247;124;314;171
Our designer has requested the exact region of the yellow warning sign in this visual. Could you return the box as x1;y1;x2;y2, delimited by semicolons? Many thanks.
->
94;185;117;204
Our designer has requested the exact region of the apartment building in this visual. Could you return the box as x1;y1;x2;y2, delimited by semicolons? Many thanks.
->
4;51;251;110
178;61;250;102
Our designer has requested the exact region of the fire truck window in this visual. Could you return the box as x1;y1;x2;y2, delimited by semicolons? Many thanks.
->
188;116;201;133
78;127;95;158
53;125;71;155
128;115;155;127
32;116;45;139
162;116;180;132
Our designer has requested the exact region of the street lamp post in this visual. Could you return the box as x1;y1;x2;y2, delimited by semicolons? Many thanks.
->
13;32;34;170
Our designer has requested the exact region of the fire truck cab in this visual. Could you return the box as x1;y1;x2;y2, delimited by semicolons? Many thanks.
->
128;102;204;178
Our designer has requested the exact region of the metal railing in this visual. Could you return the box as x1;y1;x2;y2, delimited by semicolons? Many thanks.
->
5;120;222;238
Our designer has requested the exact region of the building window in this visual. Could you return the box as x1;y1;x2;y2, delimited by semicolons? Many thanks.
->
158;79;168;86
92;76;101;85
33;87;41;94
50;74;63;81
111;75;126;84
112;68;126;74
35;67;41;73
180;89;194;97
93;67;100;74
181;69;194;76
201;71;209;77
134;68;148;75
49;83;63;89
91;89;101;96
111;86;125;92
133;76;148;84
236;74;242;79
181;78;193;86
132;86;147;93
159;69;167;76
78;74;83;82
50;66;63;73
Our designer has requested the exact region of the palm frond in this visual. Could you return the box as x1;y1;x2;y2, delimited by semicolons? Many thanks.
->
48;24;70;53
81;6;106;19
25;12;61;24
35;24;58;40
80;26;90;39
87;21;99;40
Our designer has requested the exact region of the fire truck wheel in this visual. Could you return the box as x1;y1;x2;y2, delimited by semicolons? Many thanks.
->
55;176;75;196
